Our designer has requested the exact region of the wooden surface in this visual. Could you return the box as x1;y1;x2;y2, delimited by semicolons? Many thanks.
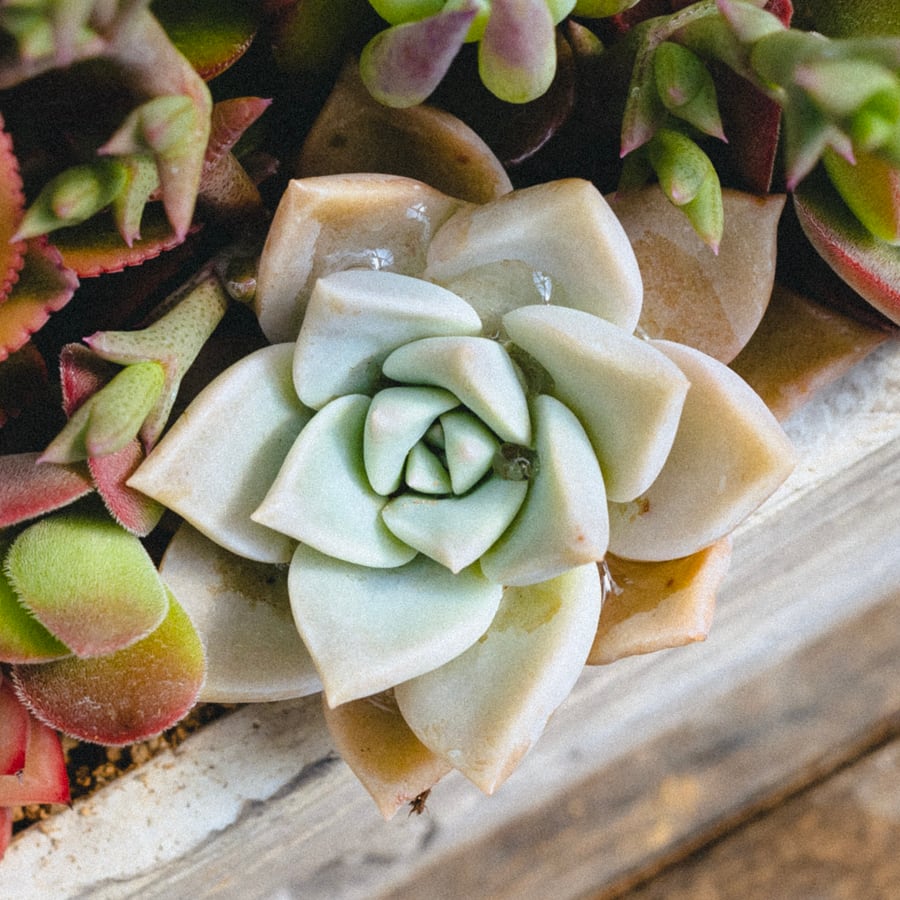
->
3;338;900;899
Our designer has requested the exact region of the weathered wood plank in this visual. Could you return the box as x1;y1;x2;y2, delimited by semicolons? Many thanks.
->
619;735;900;900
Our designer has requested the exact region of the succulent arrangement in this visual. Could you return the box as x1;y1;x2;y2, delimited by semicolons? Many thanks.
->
1;0;899;857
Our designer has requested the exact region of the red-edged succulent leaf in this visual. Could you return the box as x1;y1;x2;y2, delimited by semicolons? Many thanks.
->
794;170;900;325
4;513;169;658
0;238;78;362
0;452;93;529
0;113;27;301
0;807;11;860
51;206;190;278
0;704;69;806
89;440;165;536
206;97;272;169
0;677;29;775
12;591;205;746
1;543;70;664
153;0;260;80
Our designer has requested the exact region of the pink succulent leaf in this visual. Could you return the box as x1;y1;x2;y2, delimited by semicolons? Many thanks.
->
89;439;165;537
205;97;272;170
0;676;29;775
84;268;230;448
0;699;69;807
3;512;169;659
51;204;193;279
478;0;557;104
0;451;93;529
0;237;79;362
359;8;477;108
0;112;27;301
794;173;900;326
1;539;71;663
12;591;205;746
59;342;118;418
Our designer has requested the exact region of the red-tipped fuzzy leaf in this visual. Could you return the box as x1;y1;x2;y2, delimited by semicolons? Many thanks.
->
51;207;191;278
0;707;69;806
0;677;29;775
0;807;11;860
0;452;93;528
0;113;26;300
13;592;205;746
206;97;272;169
89;439;165;536
4;514;169;658
0;238;78;362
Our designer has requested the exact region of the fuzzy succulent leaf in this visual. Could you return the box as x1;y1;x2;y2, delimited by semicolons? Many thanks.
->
4;512;169;658
0;451;93;529
0;676;29;774
0;539;70;663
11;590;205;746
0;237;78;362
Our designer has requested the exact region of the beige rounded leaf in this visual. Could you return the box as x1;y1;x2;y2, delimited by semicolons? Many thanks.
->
297;62;513;205
425;179;643;335
587;539;732;665
323;691;452;820
159;523;321;703
610;186;785;363
608;341;796;561
255;174;463;343
395;563;601;794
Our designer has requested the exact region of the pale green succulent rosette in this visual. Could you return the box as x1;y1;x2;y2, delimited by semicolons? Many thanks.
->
129;174;794;796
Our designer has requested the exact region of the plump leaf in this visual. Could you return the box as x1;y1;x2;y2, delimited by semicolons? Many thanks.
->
254;175;463;343
128;344;311;564
0;238;78;362
159;523;320;703
289;543;503;707
610;185;785;363
292;269;482;410
323;691;452;820
298;62;513;204
588;539;732;664
205;97;271;169
0;112;27;300
0;544;70;663
395;563;601;793
0;451;93;529
12;591;205;745
154;0;260;80
254;394;417;568
481;394;609;586
89;440;165;536
424;179;643;335
503;304;689;502
0;700;69;806
608;341;796;561
5;513;169;658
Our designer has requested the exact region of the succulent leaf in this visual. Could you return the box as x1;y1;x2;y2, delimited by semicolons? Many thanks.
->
395;563;601;793
159;523;321;703
0;676;29;774
0;451;93;529
289;542;503;706
0;237;78;362
4;512;169;658
11;590;205;746
0;112;26;301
